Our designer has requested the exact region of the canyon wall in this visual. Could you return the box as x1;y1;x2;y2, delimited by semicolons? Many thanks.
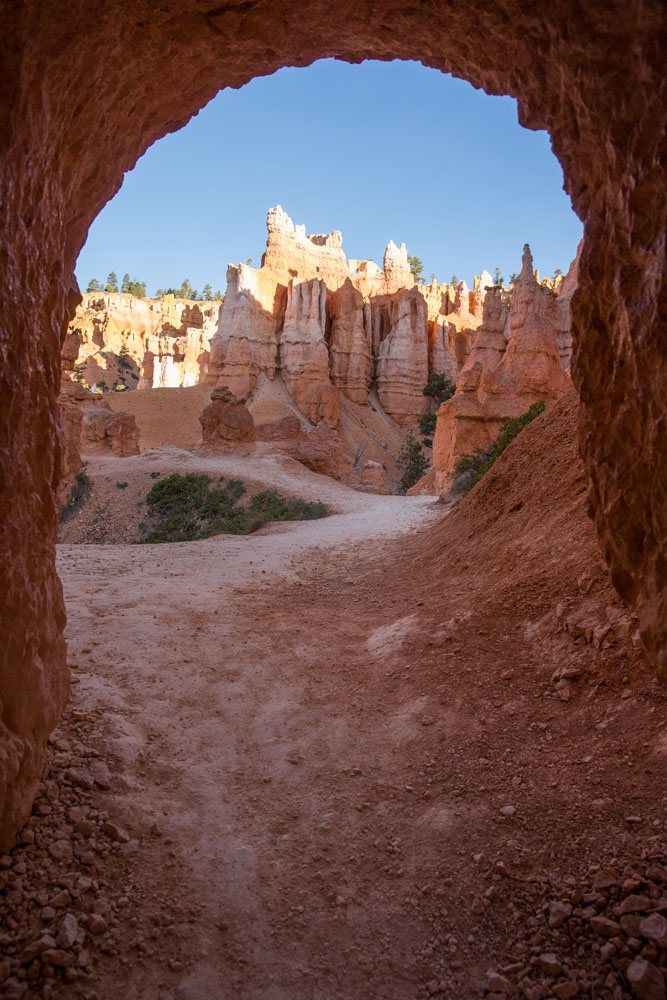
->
68;292;220;392
433;246;573;490
206;206;524;429
65;212;577;446
208;206;430;425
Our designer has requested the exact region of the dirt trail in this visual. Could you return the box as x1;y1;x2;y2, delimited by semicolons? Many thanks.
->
57;469;444;998
49;415;665;1000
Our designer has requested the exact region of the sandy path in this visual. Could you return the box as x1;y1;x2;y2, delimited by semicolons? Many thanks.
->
57;468;441;999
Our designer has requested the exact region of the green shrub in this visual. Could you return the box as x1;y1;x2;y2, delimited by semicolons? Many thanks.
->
418;412;437;439
116;482;128;490
140;473;328;543
60;470;92;523
422;373;455;405
397;433;428;494
452;401;546;495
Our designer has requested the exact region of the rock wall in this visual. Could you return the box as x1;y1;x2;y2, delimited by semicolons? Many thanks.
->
208;264;283;398
375;287;429;425
433;246;572;490
329;280;373;405
209;206;429;425
67;292;219;392
1;0;664;849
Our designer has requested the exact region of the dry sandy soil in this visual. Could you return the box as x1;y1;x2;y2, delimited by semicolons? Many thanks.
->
2;392;665;1000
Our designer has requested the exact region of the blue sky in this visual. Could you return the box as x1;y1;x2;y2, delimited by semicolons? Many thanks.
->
76;59;582;295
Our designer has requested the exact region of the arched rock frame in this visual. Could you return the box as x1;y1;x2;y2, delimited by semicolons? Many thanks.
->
0;0;664;845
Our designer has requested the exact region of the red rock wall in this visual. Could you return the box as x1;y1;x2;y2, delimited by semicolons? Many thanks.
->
0;0;664;847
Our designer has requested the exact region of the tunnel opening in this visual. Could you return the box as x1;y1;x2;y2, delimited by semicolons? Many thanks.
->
0;4;664;996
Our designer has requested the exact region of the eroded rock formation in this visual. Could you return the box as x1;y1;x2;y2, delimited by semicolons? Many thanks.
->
81;401;141;457
208;264;282;398
280;278;340;426
329;280;373;405
67;292;219;392
433;246;571;490
199;387;256;444
375;287;429;424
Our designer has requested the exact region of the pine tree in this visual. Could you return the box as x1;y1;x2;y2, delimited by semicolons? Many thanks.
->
86;278;101;292
493;267;504;287
397;433;428;494
121;273;131;293
202;283;213;301
450;274;458;287
105;271;119;292
407;255;424;282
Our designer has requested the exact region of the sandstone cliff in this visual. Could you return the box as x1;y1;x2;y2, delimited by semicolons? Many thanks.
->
67;292;220;392
433;245;572;491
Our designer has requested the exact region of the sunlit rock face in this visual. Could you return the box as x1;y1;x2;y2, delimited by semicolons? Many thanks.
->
262;204;350;289
433;245;572;492
207;205;427;426
329;280;373;405
280;278;342;427
66;292;219;392
209;263;284;399
375;287;429;425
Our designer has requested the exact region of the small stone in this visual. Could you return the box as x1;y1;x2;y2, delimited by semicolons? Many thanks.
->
499;805;516;817
617;894;651;916
89;760;112;789
590;915;621;938
65;767;94;790
100;821;130;844
627;957;666;1000
552;983;579;999
49;890;71;908
87;913;107;936
74;820;94;837
56;913;78;949
639;912;667;949
486;970;512;993
537;953;562;976
48;839;72;862
548;901;572;928
41;949;76;968
20;936;56;964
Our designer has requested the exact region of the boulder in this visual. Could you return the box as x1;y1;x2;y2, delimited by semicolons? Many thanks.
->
81;401;140;457
199;387;256;444
360;460;388;493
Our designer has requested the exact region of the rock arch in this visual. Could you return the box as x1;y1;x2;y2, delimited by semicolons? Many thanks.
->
0;1;664;845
